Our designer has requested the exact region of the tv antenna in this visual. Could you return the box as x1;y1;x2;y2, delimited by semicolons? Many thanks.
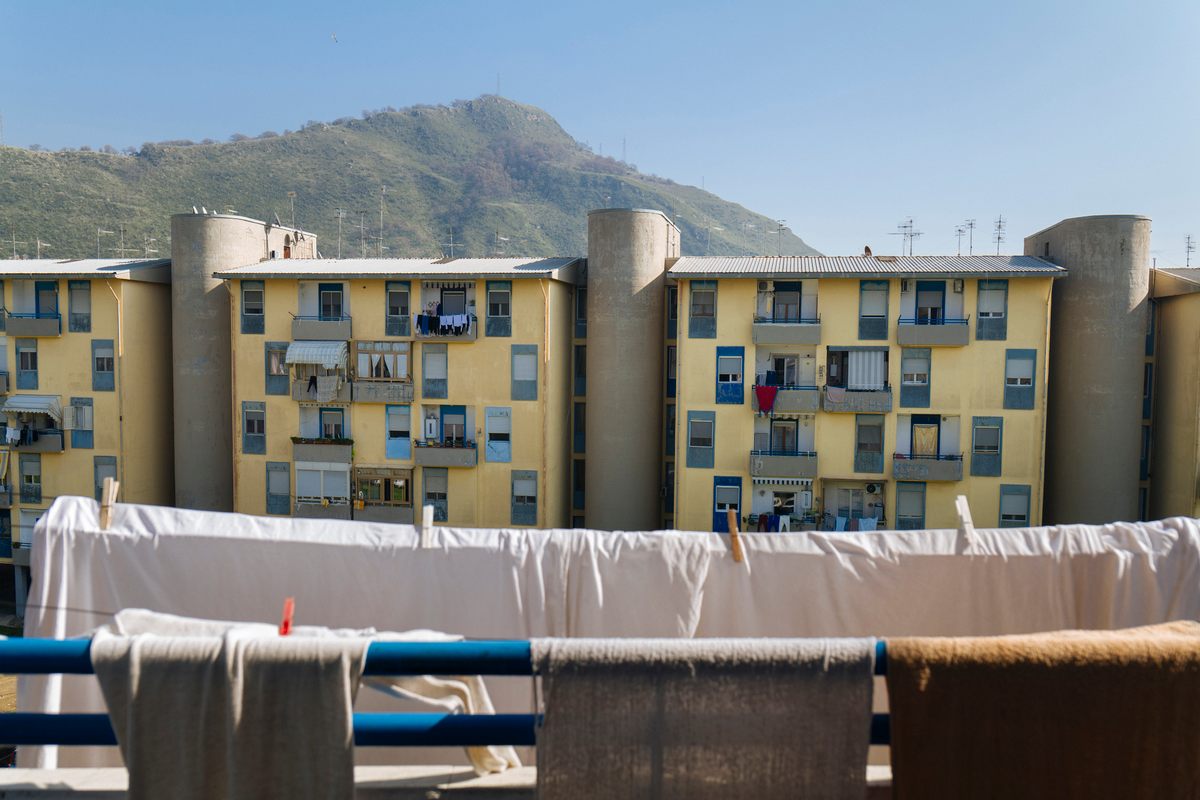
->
442;226;459;259
889;217;923;256
775;219;788;256
492;230;510;256
378;187;387;258
34;238;52;258
287;191;297;229
7;219;26;258
1186;234;1195;267
142;235;158;257
993;215;1006;255
334;209;347;258
356;211;368;258
954;225;966;256
964;218;977;255
96;228;116;258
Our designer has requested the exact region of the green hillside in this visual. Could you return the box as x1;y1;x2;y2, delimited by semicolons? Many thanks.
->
0;96;817;260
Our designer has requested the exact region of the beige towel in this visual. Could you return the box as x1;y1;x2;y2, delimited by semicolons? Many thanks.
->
886;621;1200;799
533;637;875;799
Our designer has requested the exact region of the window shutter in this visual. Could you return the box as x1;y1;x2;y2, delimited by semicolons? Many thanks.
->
897;487;922;517
1000;491;1026;518
514;478;536;497
296;469;321;497
848;350;886;390
513;353;537;381
62;405;76;430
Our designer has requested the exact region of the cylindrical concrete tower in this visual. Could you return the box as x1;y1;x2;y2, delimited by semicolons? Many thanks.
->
1025;215;1151;524
170;213;286;511
584;209;679;531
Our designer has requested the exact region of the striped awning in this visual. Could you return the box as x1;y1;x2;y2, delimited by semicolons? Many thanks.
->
751;477;813;487
422;280;474;289
285;340;348;369
3;394;63;423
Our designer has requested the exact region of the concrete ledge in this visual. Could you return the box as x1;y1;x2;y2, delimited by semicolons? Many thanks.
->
292;318;352;341
352;382;415;404
751;321;822;345
413;446;478;468
896;323;968;347
752;387;820;413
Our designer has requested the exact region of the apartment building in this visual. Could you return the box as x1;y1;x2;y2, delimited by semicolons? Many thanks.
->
665;256;1063;532
0;259;174;617
1148;267;1200;518
215;257;579;528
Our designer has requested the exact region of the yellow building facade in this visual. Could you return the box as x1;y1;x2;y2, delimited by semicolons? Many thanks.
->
1148;268;1200;519
218;258;579;529
666;256;1061;532
0;259;175;617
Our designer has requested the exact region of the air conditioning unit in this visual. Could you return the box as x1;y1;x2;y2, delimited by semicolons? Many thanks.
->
865;483;880;495
953;279;964;293
798;490;813;510
758;281;770;291
900;279;911;293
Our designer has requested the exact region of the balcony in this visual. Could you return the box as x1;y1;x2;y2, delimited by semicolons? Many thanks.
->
822;387;893;413
414;313;478;341
353;504;415;524
19;483;42;504
13;429;64;453
0;373;10;396
749;450;818;479
293;501;352;520
291;438;353;463
291;314;352;341
751;316;822;345
6;311;61;337
413;441;478;468
896;317;970;347
752;385;821;413
291;378;352;403
352;381;415;404
892;453;964;481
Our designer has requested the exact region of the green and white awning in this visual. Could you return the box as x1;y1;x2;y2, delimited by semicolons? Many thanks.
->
3;394;63;423
285;340;348;369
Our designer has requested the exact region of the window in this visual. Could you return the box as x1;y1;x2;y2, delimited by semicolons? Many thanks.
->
574;345;586;396
827;348;888;391
715;346;744;404
356;341;410;381
386;281;410;337
714;485;739;511
767;354;799;387
773;284;801;322
895;482;926;530
713;477;741;532
971;417;1004;477
240;281;264;334
20;454;41;504
265;342;289;395
93;456;117;503
68;281;91;333
70;397;94;449
854;414;884;473
242;401;265;454
914;281;945;323
266;462;290;514
666;285;678;339
1143;363;1153;420
355;468;412;507
442;408;466;443
512;470;537;525
573;402;585;454
485;406;512;462
1141;424;1151;480
900;348;930;408
686;411;716;469
512;344;538;401
689;281;717;338
667;346;677;380
718;356;742;383
16;339;36;390
92;340;115;391
573;459;585;511
385;405;411;460
1004;349;1036;410
440;289;467;316
422;343;448;398
977;280;1008;340
999;485;1031;527
319;408;344;439
486;281;512;338
424;467;448;522
575;287;587;338
296;463;350;503
858;280;889;340
318;283;344;321
973;425;1000;454
665;403;676;456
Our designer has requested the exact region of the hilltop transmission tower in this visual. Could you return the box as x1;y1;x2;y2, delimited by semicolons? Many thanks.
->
993;215;1006;255
890;217;923;256
954;225;967;256
1187;234;1195;267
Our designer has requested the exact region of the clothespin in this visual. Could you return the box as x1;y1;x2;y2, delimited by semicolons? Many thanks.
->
420;504;434;549
279;597;295;636
726;508;744;564
99;477;120;530
955;494;977;554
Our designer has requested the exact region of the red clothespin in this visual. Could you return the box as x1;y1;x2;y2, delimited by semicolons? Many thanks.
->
279;597;295;636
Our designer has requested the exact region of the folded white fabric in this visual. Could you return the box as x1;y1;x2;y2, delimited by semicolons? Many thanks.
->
532;637;875;800
91;609;519;798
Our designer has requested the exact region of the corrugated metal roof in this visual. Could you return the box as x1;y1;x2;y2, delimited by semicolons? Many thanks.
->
668;255;1065;278
0;259;170;282
1154;267;1200;284
216;257;582;282
285;341;348;369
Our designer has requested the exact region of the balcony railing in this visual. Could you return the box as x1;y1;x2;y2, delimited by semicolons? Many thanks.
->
892;452;965;481
291;314;352;341
5;311;61;337
752;384;821;413
413;440;478;467
751;315;821;345
414;313;478;341
896;316;970;346
353;504;416;524
12;429;65;453
291;377;352;403
749;449;819;479
293;499;353;520
822;386;892;413
351;381;415;404
292;437;354;463
19;483;42;504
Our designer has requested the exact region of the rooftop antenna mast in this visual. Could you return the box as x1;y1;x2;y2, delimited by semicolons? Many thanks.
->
954;225;966;256
356;211;368;258
334;209;347;259
35;238;51;258
378;187;387;258
442;226;459;259
993;215;1006;255
1187;234;1195;267
8;220;26;258
142;235;158;257
287;191;297;229
890;217;923;256
964;218;977;255
492;230;509;256
775;219;788;256
96;228;115;259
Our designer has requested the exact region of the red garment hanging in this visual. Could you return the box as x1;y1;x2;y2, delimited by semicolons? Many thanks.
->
755;385;779;414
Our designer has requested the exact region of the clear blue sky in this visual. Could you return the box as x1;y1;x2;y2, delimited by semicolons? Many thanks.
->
2;0;1197;261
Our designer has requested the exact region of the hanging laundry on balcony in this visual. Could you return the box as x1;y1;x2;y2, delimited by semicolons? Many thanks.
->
755;384;779;414
314;375;342;403
284;340;348;370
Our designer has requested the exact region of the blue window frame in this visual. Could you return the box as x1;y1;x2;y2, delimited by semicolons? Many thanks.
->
423;467;448;522
715;346;744;404
858;280;888;340
35;281;58;317
422;343;448;398
385;405;411;460
511;470;537;526
712;476;741;532
242;401;265;454
266;462;290;515
512;344;537;401
970;416;1003;477
1143;363;1153;420
486;281;512;337
265;342;288;395
575;287;587;339
573;459;585;511
666;285;678;340
999;484;1031;528
70;397;94;449
1004;349;1036;409
16;339;36;390
895;482;926;529
92;339;115;392
439;405;467;444
900;348;930;408
666;345;676;398
93;456;117;502
485;407;512;462
386;281;410;337
318;283;344;321
854;414;885;473
574;345;586;397
689;281;717;338
573;402;585;454
68;280;91;333
240;281;264;334
976;280;1008;340
686;411;715;469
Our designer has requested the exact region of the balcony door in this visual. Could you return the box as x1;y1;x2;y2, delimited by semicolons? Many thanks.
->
35;282;57;316
773;288;801;322
770;354;798;386
441;405;466;444
911;414;940;457
441;289;467;316
318;283;343;321
770;419;797;453
915;281;944;324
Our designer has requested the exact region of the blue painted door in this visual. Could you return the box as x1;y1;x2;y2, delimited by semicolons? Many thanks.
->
713;476;742;533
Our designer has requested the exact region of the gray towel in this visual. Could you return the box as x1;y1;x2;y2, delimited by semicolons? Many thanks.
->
91;628;368;800
532;638;875;799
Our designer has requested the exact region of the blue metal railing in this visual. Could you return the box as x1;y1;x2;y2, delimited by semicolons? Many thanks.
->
896;315;969;326
0;639;891;746
753;315;821;325
753;383;820;391
750;449;818;458
291;313;352;322
6;311;61;320
893;452;964;461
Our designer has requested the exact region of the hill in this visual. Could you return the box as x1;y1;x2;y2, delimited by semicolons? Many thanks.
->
0;96;817;259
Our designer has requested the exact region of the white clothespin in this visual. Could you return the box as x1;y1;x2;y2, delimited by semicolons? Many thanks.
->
955;494;977;554
99;477;120;530
420;504;435;549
